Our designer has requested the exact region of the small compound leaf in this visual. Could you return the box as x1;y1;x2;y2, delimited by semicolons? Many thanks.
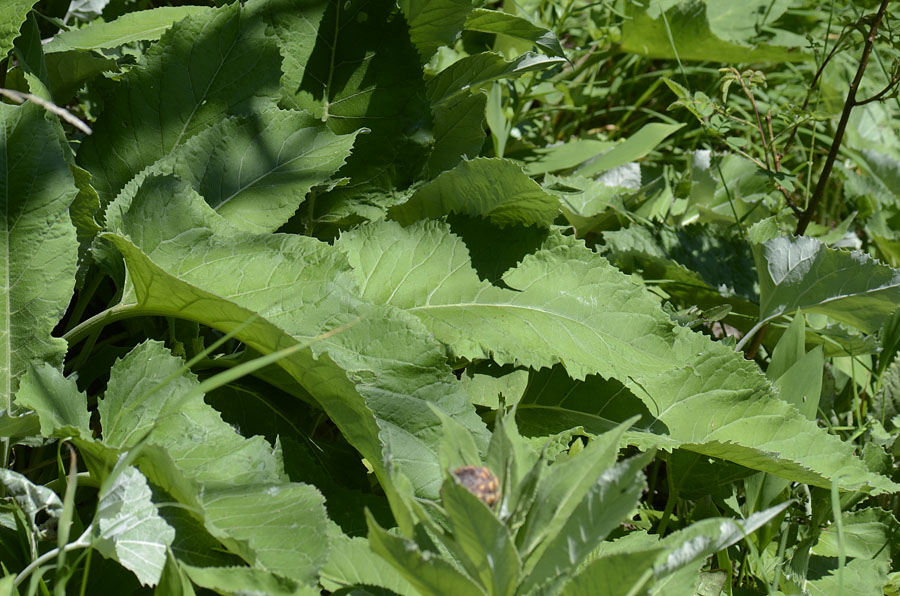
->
90;465;175;587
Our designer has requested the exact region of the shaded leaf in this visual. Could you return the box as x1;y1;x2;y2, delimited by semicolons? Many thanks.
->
399;0;472;63
118;107;359;233
0;468;63;540
427;51;565;107
89;465;175;587
0;102;78;403
390;158;560;227
76;1;282;206
463;9;565;58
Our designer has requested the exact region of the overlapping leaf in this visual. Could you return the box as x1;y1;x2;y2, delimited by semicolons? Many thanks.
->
390;158;560;227
118;107;358;233
755;235;900;333
76;1;283;205
0;0;38;58
399;0;472;63
337;219;897;492
44;6;211;52
101;174;488;498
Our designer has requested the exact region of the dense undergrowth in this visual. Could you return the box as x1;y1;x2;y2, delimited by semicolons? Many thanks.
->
3;0;900;594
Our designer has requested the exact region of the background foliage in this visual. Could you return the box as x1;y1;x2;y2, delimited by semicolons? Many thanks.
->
3;0;900;594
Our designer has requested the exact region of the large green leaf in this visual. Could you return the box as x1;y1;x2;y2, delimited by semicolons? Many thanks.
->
76;1;283;206
101;174;487;498
182;564;319;596
336;219;897;493
116;107;358;233
319;534;419;595
284;0;432;189
390;158;560;227
1;102;78;406
99;341;284;484
755;236;900;333
621;0;808;63
0;0;38;58
44;6;212;52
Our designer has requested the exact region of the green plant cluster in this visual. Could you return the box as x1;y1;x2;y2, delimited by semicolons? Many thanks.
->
2;0;900;594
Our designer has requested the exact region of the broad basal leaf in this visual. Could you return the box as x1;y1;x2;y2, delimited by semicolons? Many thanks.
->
1;102;78;406
118;107;358;233
390;158;560;227
199;482;330;585
182;564;319;596
76;1;283;206
336;220;897;493
101;174;487;498
100;341;284;485
755;235;900;333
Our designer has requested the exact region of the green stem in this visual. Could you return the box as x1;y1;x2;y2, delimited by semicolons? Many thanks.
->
14;537;90;587
62;303;144;347
736;320;766;352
